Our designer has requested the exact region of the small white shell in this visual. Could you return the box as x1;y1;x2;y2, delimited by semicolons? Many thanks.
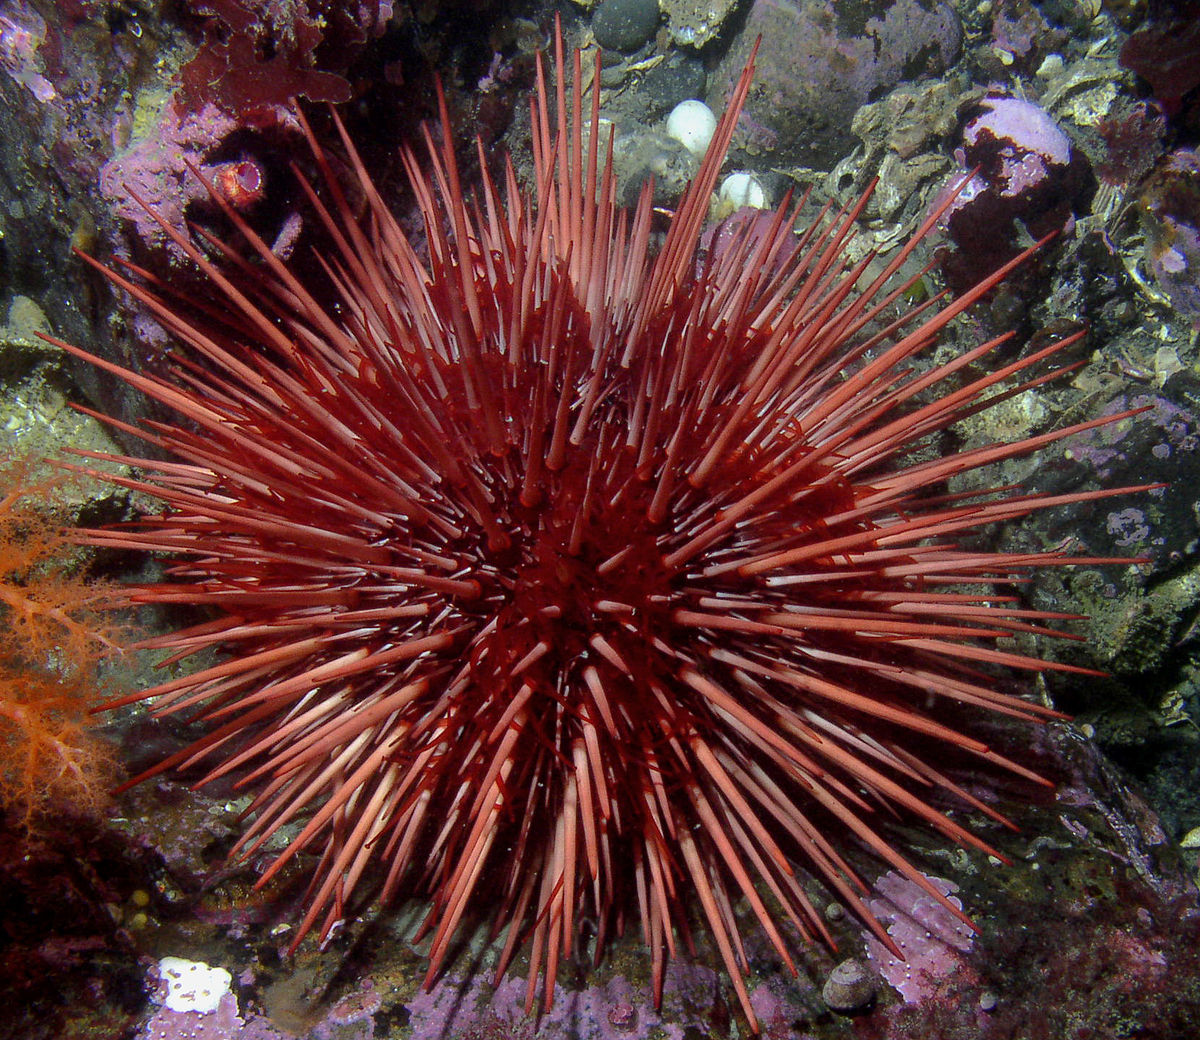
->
822;957;878;1013
666;99;717;157
719;172;768;210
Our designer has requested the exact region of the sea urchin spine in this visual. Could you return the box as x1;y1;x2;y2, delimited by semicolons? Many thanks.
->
50;27;1149;1032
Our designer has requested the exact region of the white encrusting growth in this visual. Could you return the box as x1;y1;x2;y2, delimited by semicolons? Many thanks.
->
157;957;232;1015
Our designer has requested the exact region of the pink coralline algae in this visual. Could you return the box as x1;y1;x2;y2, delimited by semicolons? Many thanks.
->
136;967;289;1040
324;980;383;1028
988;0;1064;74
100;102;242;254
863;870;977;1004
962;97;1072;194
99;102;297;258
1106;507;1152;550
402;963;722;1040
94;2;393;265
747;982;815;1040
135;957;383;1040
0;2;54;102
938;96;1090;292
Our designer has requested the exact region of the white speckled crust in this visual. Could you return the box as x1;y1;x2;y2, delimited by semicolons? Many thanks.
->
157;956;233;1015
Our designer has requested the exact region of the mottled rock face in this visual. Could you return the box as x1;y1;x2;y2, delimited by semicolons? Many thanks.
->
1047;382;1200;573
1140;148;1200;324
660;0;741;47
708;0;963;171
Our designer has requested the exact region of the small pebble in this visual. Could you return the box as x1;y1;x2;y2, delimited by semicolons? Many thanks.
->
593;0;660;52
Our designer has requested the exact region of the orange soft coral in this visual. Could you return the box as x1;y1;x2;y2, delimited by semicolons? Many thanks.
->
0;458;120;829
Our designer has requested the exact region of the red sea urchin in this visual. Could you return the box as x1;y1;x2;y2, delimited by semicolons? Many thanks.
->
51;31;1146;1032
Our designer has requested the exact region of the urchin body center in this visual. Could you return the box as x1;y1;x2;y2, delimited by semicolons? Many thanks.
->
472;463;680;688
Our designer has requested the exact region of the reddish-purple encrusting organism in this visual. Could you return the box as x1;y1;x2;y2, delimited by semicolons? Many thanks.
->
48;29;1148;1034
